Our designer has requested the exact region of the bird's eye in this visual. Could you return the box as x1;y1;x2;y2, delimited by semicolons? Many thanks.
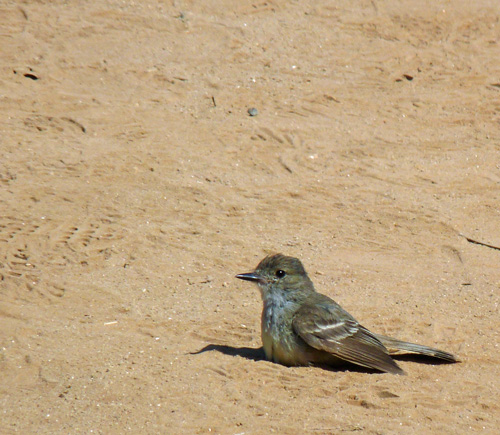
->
276;270;286;278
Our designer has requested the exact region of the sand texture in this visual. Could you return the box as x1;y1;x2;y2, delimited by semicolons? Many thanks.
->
1;0;500;433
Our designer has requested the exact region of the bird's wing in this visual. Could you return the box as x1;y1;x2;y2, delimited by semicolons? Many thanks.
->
292;298;404;375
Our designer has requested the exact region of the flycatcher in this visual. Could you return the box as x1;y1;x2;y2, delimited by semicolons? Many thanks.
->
236;253;458;375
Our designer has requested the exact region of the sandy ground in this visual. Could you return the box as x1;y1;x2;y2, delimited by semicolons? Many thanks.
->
1;0;500;433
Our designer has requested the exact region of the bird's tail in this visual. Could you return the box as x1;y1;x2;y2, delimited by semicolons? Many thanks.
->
374;333;459;362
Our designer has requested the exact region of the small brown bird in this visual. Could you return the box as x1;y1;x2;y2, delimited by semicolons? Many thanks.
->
236;254;458;375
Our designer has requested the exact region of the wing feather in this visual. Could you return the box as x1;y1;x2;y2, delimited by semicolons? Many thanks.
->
293;299;404;375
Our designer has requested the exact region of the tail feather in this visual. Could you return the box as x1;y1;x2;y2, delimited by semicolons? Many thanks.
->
374;333;459;363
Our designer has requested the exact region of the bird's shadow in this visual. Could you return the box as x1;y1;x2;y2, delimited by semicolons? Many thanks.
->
191;344;266;362
391;354;457;365
191;344;458;374
191;344;384;374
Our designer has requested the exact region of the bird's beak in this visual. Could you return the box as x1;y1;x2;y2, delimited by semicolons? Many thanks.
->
235;272;266;284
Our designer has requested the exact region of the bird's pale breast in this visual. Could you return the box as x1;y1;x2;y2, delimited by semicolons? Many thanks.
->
261;297;311;366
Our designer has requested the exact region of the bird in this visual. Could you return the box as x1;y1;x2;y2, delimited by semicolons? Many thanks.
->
235;253;458;375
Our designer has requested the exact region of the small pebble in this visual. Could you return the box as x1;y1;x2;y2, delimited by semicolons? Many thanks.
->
248;108;258;116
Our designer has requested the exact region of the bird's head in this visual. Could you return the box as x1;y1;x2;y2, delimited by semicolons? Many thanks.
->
236;253;315;299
